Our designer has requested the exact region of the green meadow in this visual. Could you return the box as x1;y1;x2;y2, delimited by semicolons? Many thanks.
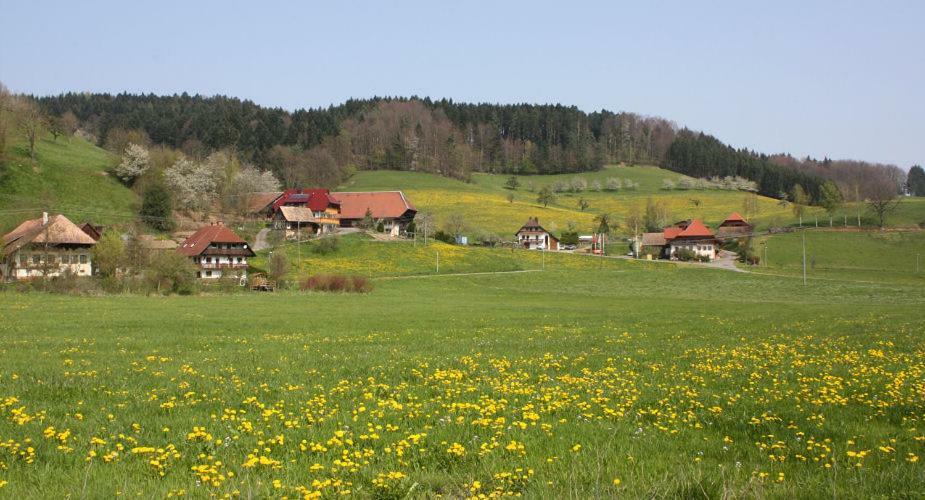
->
339;168;925;236
1;247;924;498
0;130;137;232
753;229;925;285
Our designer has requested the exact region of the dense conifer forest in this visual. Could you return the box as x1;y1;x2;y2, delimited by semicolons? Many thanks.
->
36;93;906;202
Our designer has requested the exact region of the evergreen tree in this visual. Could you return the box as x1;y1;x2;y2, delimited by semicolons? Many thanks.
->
141;181;175;232
908;165;925;196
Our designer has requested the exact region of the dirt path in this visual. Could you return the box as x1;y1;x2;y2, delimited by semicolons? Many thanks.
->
253;228;271;251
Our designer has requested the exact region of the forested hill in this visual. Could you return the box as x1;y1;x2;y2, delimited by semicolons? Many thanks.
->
36;93;902;203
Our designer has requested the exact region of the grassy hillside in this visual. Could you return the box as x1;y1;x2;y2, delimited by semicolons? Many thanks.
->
340;166;910;236
752;229;925;284
0;130;138;232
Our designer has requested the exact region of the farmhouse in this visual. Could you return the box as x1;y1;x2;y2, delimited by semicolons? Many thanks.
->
1;213;97;281
245;191;284;218
716;212;753;239
639;219;719;260
273;206;330;238
332;191;416;235
666;219;718;260
516;217;559;251
177;222;254;280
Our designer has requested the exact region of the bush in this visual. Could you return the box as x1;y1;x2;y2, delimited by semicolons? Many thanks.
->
312;236;340;255
675;248;697;261
559;231;579;246
144;251;198;295
433;230;455;244
300;274;372;293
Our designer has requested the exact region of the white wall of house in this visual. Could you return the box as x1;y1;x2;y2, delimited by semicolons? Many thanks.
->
668;241;716;260
3;248;93;279
518;233;555;250
191;254;248;280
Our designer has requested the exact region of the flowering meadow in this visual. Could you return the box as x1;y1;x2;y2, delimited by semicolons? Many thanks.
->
0;265;923;497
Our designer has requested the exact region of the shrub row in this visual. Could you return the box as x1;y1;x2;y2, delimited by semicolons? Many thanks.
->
300;274;372;293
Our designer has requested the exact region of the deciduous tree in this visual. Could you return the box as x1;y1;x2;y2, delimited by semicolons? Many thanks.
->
537;186;555;207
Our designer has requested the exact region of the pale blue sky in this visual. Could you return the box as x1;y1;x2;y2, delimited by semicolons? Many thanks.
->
1;0;921;167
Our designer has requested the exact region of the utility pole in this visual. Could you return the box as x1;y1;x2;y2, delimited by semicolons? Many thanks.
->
435;250;439;274
297;220;301;266
855;185;861;227
802;228;807;286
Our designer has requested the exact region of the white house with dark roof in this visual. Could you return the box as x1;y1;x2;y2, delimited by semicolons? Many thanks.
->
515;217;559;251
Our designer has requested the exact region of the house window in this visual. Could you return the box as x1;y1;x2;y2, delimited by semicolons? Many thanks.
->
33;255;41;265
79;254;88;264
61;254;70;264
236;257;242;263
205;270;212;277
19;254;28;266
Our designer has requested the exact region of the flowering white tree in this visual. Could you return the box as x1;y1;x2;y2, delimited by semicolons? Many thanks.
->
164;158;217;211
115;143;150;183
233;164;280;194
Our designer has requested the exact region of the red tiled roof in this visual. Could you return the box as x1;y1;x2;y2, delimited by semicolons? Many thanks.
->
663;227;683;240
723;212;746;223
177;224;251;257
675;219;715;238
271;189;341;213
332;191;416;219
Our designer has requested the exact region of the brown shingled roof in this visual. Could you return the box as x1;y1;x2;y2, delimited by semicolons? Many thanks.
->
3;214;97;257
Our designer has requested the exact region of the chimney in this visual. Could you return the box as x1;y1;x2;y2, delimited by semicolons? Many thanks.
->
42;212;49;225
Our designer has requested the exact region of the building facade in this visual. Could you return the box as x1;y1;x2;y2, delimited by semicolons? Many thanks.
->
515;217;559;251
177;223;255;280
1;213;97;281
332;191;417;235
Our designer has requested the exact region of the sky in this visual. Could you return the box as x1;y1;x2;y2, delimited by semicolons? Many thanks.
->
0;0;922;168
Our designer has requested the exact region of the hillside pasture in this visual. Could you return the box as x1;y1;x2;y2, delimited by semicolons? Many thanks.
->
0;132;138;232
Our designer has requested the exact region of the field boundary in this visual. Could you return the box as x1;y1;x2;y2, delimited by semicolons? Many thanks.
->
376;269;545;280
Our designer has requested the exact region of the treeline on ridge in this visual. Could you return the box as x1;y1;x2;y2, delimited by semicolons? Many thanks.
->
34;92;907;204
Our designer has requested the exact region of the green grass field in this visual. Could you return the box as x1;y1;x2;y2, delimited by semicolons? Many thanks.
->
751;229;925;284
251;233;626;279
1;251;923;497
0;130;138;233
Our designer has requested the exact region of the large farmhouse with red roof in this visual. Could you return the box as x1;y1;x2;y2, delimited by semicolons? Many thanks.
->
640;218;720;261
332;191;416;235
270;188;342;236
177;222;255;280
